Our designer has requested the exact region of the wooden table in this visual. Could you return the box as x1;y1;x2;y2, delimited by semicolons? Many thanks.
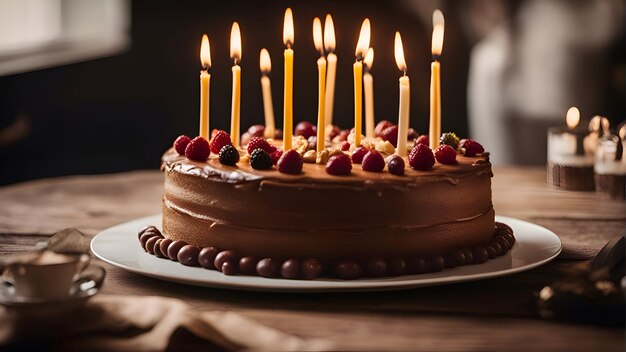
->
1;167;624;351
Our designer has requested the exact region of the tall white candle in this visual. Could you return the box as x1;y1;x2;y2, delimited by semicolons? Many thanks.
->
363;48;375;139
353;19;370;148
394;32;410;157
230;22;242;147
283;8;294;151
323;14;337;127
259;48;275;138
313;17;327;153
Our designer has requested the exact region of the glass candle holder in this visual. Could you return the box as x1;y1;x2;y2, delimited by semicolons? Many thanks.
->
594;135;625;200
547;126;595;191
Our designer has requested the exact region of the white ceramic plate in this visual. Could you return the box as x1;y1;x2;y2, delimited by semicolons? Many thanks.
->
91;215;561;292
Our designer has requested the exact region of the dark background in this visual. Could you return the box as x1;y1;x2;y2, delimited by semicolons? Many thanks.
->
0;0;623;185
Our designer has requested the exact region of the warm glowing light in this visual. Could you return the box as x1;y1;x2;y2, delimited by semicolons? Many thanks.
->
619;124;626;140
283;8;294;47
200;34;211;68
230;22;241;63
260;48;271;73
323;14;336;52
566;107;580;129
355;18;370;59
431;9;445;56
364;47;374;69
589;115;603;132
313;17;324;56
394;32;407;72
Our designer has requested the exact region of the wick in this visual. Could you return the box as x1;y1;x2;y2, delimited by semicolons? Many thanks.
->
233;58;240;66
432;54;441;61
402;70;407;77
202;65;208;71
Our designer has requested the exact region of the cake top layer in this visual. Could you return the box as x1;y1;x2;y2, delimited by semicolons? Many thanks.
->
162;148;492;186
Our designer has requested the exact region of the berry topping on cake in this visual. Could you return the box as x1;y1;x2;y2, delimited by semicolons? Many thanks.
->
381;125;399;147
326;153;352;175
440;132;460;150
249;148;273;170
386;155;406;176
434;144;458;165
340;141;350;151
337;129;350;142
459;139;485;157
210;129;220;139
218;144;240;166
416;135;429;146
247;124;265;138
407;128;418;140
184;136;210;161
408;144;435;170
210;130;232;154
295;121;316;139
351;146;370;164
247;137;273;155
269;149;283;165
327;125;341;140
277;149;303;174
362;150;385;172
375;120;395;137
173;135;192;155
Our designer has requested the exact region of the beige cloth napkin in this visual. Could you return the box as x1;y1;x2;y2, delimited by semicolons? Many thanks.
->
1;294;333;351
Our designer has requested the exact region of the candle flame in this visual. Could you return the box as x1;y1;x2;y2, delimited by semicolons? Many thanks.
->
619;123;626;140
200;34;211;68
566;107;580;129
313;17;324;56
260;48;271;73
230;22;242;63
283;8;294;47
394;32;407;72
323;14;336;52
588;115;603;132
431;9;445;57
364;47;374;69
355;18;370;59
601;117;610;135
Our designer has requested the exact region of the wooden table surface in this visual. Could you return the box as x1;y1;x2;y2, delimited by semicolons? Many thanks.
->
1;167;625;351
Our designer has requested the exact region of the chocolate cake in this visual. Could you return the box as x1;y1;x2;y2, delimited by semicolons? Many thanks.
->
137;127;515;280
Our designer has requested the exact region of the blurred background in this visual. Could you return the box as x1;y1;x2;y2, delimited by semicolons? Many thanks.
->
0;0;623;185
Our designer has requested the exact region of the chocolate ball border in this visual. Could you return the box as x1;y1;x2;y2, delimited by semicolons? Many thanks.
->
136;222;515;280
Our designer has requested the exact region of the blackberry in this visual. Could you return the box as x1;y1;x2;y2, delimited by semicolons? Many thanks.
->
218;144;240;166
439;132;460;150
249;148;273;170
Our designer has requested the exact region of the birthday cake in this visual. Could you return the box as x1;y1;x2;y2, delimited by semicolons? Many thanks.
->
138;123;515;280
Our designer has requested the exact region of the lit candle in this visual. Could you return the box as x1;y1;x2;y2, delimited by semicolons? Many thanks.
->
259;48;275;138
230;22;242;147
283;8;294;151
323;14;337;127
394;32;410;157
429;10;445;149
353;19;370;147
199;34;211;139
363;48;375;139
585;115;610;154
313;17;327;153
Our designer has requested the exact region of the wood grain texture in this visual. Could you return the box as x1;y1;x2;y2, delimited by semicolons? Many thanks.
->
1;167;624;351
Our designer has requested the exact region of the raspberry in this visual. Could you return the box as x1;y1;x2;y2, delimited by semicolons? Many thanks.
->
211;129;220;139
247;137;273;155
340;141;350;151
416;135;429;146
270;149;283;165
351;146;369;164
361;150;385;172
247;124;265;138
277;149;303;174
249;149;273;170
407;128;418;141
218;144;240;166
375;120;395;138
184;136;210;161
295;121;316;139
434;144;457;165
325;154;352;176
210;130;232;154
440;132;460;150
408;144;435;170
381;126;399;147
459;139;485;157
173;135;191;155
386;155;405;175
